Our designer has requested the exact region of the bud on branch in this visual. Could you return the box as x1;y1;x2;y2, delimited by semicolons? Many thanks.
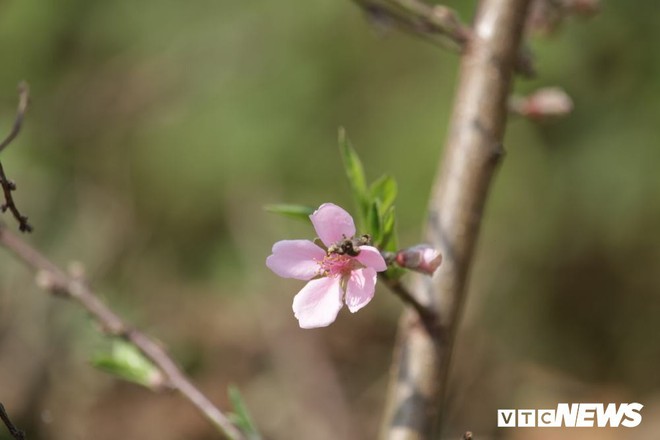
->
395;244;443;275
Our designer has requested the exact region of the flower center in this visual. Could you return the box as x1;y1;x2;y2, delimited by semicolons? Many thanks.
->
319;253;355;278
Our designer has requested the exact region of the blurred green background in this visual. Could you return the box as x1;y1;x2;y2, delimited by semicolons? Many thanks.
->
1;0;659;439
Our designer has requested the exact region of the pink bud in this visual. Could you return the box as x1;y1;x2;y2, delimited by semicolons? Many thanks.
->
395;245;442;276
510;87;573;120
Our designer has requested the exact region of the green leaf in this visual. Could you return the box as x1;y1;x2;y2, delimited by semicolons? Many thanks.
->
228;385;262;440
380;206;398;251
338;127;369;228
370;175;397;215
92;340;161;389
380;206;404;279
367;199;383;246
264;204;315;221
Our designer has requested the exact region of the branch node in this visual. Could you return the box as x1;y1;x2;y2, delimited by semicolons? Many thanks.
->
381;275;440;333
68;261;87;280
35;270;67;296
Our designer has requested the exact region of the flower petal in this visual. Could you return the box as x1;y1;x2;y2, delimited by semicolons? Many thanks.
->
266;240;325;280
310;203;356;247
355;245;387;272
344;268;377;313
292;277;344;328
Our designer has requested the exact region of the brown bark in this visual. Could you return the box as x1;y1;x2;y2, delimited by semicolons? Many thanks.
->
381;0;531;438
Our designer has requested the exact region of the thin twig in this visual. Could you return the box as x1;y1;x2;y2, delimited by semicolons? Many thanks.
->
355;0;471;50
352;0;535;76
0;403;26;440
0;223;245;440
0;82;32;233
381;0;531;438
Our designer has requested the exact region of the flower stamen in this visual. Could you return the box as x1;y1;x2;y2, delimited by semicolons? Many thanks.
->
319;253;354;278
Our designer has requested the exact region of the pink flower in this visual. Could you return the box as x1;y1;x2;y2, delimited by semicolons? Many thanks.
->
266;203;387;329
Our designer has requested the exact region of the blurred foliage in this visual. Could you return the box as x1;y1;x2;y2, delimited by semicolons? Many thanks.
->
227;385;261;440
1;0;660;439
92;339;161;390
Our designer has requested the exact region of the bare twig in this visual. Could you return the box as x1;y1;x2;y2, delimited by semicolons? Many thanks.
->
352;0;535;77
381;0;531;438
354;0;471;50
0;403;26;440
0;82;32;233
0;224;245;440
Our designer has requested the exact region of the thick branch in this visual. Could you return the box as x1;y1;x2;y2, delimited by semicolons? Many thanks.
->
0;224;245;440
381;0;530;439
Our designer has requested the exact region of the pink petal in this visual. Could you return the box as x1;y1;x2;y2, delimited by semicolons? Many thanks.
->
355;245;387;272
310;203;356;247
266;240;325;280
344;268;377;313
292;277;344;329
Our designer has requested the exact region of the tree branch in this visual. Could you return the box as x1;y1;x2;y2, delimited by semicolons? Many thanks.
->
353;0;535;77
381;0;531;438
380;274;440;335
0;223;245;440
0;403;25;440
354;0;471;50
0;82;33;233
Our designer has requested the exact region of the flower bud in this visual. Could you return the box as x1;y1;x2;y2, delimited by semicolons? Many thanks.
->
510;87;573;120
395;245;442;276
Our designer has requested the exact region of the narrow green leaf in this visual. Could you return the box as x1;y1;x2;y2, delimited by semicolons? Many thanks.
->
370;175;397;215
380;206;404;279
367;200;383;247
228;385;262;440
380;206;397;251
264;204;315;221
338;127;369;228
92;340;161;389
